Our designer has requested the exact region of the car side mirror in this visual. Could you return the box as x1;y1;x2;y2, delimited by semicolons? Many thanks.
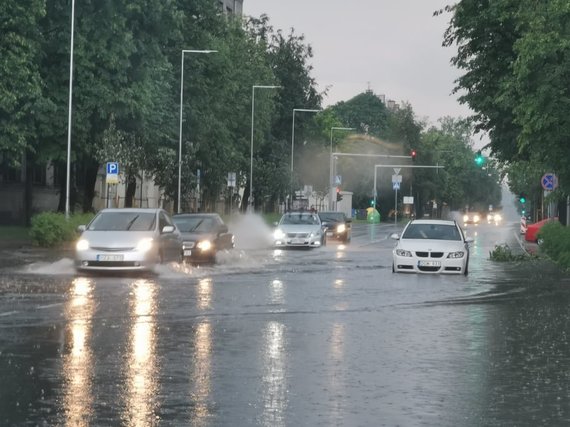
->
390;233;400;240
220;224;228;233
465;237;474;244
162;225;175;234
321;221;328;227
77;225;86;232
273;221;278;227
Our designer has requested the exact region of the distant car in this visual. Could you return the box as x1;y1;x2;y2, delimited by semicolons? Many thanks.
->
75;208;183;273
391;219;473;275
273;211;325;248
172;213;234;263
463;212;481;225
486;212;502;225
525;217;557;244
318;211;352;243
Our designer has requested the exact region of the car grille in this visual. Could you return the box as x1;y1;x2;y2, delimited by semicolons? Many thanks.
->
84;261;141;267
418;266;441;272
415;251;444;258
286;233;309;238
90;246;134;251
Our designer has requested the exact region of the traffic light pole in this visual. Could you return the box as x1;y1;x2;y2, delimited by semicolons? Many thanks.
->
330;153;411;210
373;164;444;220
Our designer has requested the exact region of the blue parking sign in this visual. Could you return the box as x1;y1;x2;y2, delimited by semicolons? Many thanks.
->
106;162;119;175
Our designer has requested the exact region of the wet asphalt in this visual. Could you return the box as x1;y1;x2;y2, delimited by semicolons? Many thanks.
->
1;217;568;426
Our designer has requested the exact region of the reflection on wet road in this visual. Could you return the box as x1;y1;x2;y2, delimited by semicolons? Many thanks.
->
1;219;570;426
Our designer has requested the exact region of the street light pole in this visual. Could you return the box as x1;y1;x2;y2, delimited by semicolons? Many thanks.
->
178;49;217;214
250;85;280;212
290;108;321;209
65;0;76;219
329;127;354;210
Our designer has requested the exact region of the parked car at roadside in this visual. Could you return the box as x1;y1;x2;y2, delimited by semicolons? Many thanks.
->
318;211;352;243
525;217;558;244
391;219;473;275
273;211;325;248
75;208;183;273
172;213;234;263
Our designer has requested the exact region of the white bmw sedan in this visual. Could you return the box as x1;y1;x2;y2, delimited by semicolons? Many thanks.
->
391;219;473;275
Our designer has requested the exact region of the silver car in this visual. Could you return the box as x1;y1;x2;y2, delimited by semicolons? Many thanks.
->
75;208;183;272
273;211;325;248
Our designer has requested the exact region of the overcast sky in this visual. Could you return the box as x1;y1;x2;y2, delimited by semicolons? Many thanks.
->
243;0;470;128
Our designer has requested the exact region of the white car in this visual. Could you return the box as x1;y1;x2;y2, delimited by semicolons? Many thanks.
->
273;211;325;248
75;208;183;273
391;219;473;275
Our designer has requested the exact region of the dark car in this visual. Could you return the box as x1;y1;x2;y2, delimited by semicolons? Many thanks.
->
172;213;234;263
318;211;352;243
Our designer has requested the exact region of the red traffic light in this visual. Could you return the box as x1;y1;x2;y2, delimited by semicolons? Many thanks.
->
411;149;417;161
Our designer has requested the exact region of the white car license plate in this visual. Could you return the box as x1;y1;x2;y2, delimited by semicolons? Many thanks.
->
418;260;441;267
97;254;124;261
292;238;304;244
184;250;192;256
326;231;333;236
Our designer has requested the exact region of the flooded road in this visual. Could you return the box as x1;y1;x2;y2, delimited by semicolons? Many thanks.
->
1;217;569;426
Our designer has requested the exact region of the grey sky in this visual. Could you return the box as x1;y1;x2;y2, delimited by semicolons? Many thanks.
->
243;0;470;128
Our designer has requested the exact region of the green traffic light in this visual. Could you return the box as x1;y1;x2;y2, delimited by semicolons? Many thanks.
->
474;150;484;166
519;196;526;204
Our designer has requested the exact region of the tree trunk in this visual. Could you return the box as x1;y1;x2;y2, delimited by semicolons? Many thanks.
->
81;158;99;213
24;150;33;226
125;173;137;208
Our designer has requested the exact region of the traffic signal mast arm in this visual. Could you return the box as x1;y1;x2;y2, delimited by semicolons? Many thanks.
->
372;164;445;209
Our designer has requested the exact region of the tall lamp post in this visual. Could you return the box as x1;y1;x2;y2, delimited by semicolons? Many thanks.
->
65;0;76;219
249;85;280;212
290;108;321;209
178;49;217;213
329;127;354;210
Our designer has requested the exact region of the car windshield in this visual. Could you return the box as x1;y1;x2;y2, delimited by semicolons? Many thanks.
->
319;213;344;222
402;223;462;241
173;217;216;232
281;213;320;225
88;212;156;231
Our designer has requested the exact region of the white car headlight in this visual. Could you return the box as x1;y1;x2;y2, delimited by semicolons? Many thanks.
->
463;215;469;222
136;238;154;253
274;229;285;240
76;239;89;251
337;224;346;233
473;215;480;223
197;240;212;251
494;214;502;222
447;251;465;259
395;249;413;257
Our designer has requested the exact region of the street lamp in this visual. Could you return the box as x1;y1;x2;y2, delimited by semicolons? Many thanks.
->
249;85;280;212
178;49;217;214
290;108;321;209
65;0;76;219
329;127;354;209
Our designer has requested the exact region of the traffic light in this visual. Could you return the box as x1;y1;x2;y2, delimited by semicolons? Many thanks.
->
411;149;417;161
370;199;375;207
336;187;343;202
519;193;527;204
474;150;484;166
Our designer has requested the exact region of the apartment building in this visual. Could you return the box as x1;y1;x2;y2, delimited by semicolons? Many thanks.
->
218;0;243;15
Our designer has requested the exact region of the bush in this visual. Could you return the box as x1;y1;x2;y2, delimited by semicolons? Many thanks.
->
489;244;527;262
30;212;95;247
538;222;570;269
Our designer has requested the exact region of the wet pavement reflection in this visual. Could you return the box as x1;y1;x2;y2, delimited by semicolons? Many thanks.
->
1;219;570;425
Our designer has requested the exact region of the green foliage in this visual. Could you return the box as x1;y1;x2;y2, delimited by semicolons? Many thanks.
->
538;221;570;269
29;212;94;247
444;0;570;192
489;244;528;262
